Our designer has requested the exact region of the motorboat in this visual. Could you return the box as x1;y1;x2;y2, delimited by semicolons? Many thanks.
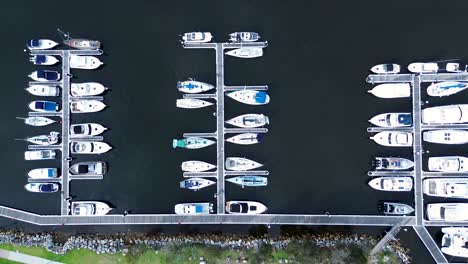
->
226;133;263;145
181;161;216;172
69;55;103;70
226;176;268;187
181;32;212;43
422;104;468;124
24;183;59;193
441;227;468;258
227;90;270;105
368;113;412;127
446;63;467;73
176;99;213;109
29;55;59;65
427;82;468;97
177;80;214;93
379;202;414;215
423;130;468;144
19;132;59;145
367;83;411;98
426;203;468;221
369;131;413;147
229;32;260;42
24;150;56;160
225;47;263;58
27;39;58;50
64;39;101;50
70;123;107;137
428;156;468;172
172;137;215;149
174;202;214;214
180;178;216;191
25;85;59;97
16;117;56;127
71;82;107;97
226;201;267;215
71;201;112;216
368;177;413;191
71;142;112;154
226;114;269;128
29;70;61;82
423;178;468;198
70;100;106;113
373;157;414;170
28;168;58;179
225;157;263;171
370;64;400;74
69;161;107;175
407;62;439;73
28;101;59;112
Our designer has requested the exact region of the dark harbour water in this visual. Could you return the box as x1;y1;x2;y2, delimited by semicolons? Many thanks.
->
2;0;468;262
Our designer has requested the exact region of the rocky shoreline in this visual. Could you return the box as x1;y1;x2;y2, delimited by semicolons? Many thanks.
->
0;230;410;263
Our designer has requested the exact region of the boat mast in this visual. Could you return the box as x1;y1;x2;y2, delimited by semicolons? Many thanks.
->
57;28;71;40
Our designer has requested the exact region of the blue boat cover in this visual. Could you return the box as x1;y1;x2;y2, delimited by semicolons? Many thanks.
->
35;55;46;64
47;169;54;177
442;83;467;90
255;91;267;103
256;133;264;142
45;71;58;80
37;70;46;78
40;184;55;192
195;205;203;213
35;101;45;109
184;83;199;89
398;114;412;126
29;39;39;47
44;102;57;111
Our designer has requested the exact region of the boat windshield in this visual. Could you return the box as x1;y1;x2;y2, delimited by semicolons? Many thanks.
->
398;114;412;125
29;39;39;47
35;55;46;64
45;71;58;80
37;70;46;78
254;92;267;104
384;64;394;71
73;126;85;134
35;101;45;109
40;184;54;192
77;165;90;174
249;205;257;212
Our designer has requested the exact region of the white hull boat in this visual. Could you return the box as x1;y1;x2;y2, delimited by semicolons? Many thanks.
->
69;161;107;175
408;62;439;73
227;90;270;105
428;156;468;172
368;177;413;191
380;202;414;215
176;99;213;109
226;201;267;214
28;168;58;179
229;32;260;42
29;70;61;82
174;202;214;214
70;100;106;113
181;161;216;172
181;32;212;43
71;142;112;154
226;133;263;145
427;82;468;97
367;83;411;98
423;178;468;198
226;176;268;187
20;132;59;145
373;157;414;170
69;55;103;69
446;63;466;73
441;227;468;258
173;137;215;149
424;130;468;144
177;80;214;93
226;114;269;128
27;39;58;50
422;104;468;124
370;131;413;147
64;39;101;50
225;157;263;171
427;203;468;221
29;55;59;65
370;64;400;74
28;101;59;112
70;123;107;137
16;117;56;127
71;201;112;216
24;150;56;160
180;178;216;191
71;82;107;96
368;113;412;127
26;85;59;97
24;183;59;193
225;47;263;58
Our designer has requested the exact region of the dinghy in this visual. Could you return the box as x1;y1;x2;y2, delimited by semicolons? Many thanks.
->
226;133;263;145
26;85;60;97
71;82;107;96
181;161;216;172
69;55;103;69
16;117;56;127
70;123;107;137
29;70;61;82
225;48;263;58
175;202;214;214
71;142;112;154
226;176;268;187
69;161;107;175
367;83;411;98
225;157;263;171
70;100;106;113
28;168;58;179
19;132;59;145
173;137;215;149
177;80;214;93
24;183;59;193
28;101;59;112
29;55;59;65
71;201;112;216
24;150;56;160
176;99;213;109
27;39;58;50
227;90;270;105
226;114;269;128
226;201;267;214
180;178;216;191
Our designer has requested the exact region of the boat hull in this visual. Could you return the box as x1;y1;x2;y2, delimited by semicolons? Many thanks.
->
226;176;268;187
373;157;414;170
69;161;107;175
173;137;215;149
70;123;107;137
225;48;263;58
428;156;468;172
422;105;468;124
227;90;270;105
225;157;263;171
176;99;213;109
24;183;59;193
64;39;101;50
28;101;59;112
370;64;400;74
226;114;269;128
30;55;59;65
408;62;438;73
367;83;411;98
180;178;216;190
423;130;468;144
28;168;58;179
70;55;103;69
370;131;413;147
427;82;468;97
181;161;216;172
24;150;56;160
226;201;267;214
70;100;106;113
423;178;468;198
71;142;112;154
181;32;213;43
26;85;60;97
368;177;413;191
174;203;214;214
71;82;107;96
71;201;111;216
427;203;468;221
368;113;411;127
226;133;262;145
27;39;58;50
177;81;214;93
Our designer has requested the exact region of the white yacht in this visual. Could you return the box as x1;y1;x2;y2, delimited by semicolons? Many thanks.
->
368;113;412;127
27;39;58;50
28;168;58;179
225;157;263;171
426;203;468;221
180;178;216;191
370;131;413;147
441;227;468;258
407;62;439;73
229;32;260;42
226;201;267;214
427;82;468;97
225;47;263;58
367;83;411;98
181;161;216;172
177;80;214;94
71;142;112;154
71;201;112;216
227;90;270;105
423;130;468;144
368;177;413;191
69;55;103;70
373;157;414;170
226;133;263;145
174;202;214;214
29;70;61;82
422;104;468;124
17;116;56;127
181;32;212;43
226;114;269;128
423;178;468;198
70;123;107;137
25;85;59;97
21;132;59;146
70;100;106;113
69;161;107;175
428;156;468;172
71;82;107;96
24;150;56;160
176;99;213;109
29;55;59;65
370;64;400;74
446;63;467;73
